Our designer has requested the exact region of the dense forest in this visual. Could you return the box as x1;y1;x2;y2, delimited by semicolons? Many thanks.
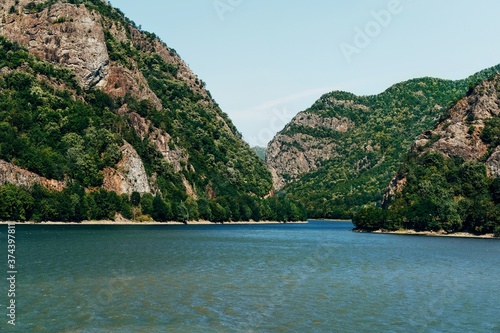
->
0;182;307;223
353;151;500;236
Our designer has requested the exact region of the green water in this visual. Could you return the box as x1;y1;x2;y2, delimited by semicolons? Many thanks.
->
1;221;499;332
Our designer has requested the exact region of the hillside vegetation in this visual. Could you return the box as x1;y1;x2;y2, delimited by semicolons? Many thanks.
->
268;66;500;219
354;75;500;236
0;1;306;222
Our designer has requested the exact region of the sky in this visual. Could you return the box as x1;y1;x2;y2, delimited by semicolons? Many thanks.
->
108;0;500;147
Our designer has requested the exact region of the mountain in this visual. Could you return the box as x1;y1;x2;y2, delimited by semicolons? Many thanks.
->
0;0;305;222
267;66;500;218
354;74;500;236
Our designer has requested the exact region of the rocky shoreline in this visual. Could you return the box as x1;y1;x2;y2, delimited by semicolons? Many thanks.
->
355;229;497;239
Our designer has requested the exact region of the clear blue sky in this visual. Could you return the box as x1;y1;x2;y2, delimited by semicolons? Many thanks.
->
109;0;500;147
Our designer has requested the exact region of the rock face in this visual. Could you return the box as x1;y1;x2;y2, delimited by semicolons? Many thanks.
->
0;0;164;109
1;1;110;89
487;147;500;177
102;141;151;195
0;159;65;191
292;113;355;132
267;133;338;190
382;173;407;207
266;112;353;190
105;64;162;110
127;111;188;173
414;77;500;162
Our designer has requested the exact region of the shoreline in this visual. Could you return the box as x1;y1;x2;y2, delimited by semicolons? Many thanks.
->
0;220;309;226
355;229;497;239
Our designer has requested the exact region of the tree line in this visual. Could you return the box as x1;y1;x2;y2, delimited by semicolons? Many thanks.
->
353;151;500;236
0;183;307;223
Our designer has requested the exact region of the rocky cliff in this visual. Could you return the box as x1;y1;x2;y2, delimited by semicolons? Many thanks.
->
102;141;151;195
385;74;500;203
1;0;110;88
0;159;65;191
267;113;352;190
414;77;500;162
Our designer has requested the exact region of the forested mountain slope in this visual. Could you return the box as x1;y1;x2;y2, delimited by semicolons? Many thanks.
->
354;74;500;235
0;0;305;222
267;66;500;218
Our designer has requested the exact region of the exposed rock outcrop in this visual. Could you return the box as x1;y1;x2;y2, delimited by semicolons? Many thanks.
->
292;113;354;132
486;146;500;177
414;77;500;161
104;63;162;110
266;111;352;190
127;111;188;173
385;74;500;203
382;174;407;207
1;1;163;108
102;141;151;195
2;1;110;89
0;159;65;191
267;133;338;190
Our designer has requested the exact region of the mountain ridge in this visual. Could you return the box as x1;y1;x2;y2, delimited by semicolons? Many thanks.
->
267;64;500;218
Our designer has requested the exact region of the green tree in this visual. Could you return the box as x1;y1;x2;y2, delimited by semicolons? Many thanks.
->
491;178;500;204
130;191;141;206
197;198;212;221
152;195;171;222
175;201;189;222
353;206;384;230
140;193;154;217
185;198;199;221
120;194;133;220
0;184;34;221
209;201;227;222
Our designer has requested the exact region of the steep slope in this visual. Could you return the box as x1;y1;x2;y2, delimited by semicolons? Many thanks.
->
0;0;303;222
267;66;500;218
354;74;500;235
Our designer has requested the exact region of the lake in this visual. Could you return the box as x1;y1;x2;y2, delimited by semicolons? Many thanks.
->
2;221;499;332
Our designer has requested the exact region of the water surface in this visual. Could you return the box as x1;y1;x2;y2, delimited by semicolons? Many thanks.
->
2;221;499;332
